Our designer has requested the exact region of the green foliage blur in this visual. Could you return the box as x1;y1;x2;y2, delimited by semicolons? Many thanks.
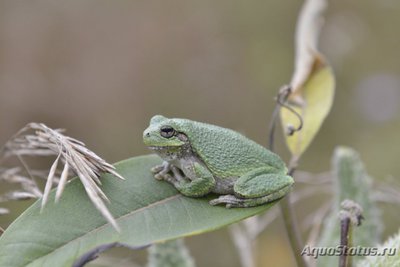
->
1;1;399;266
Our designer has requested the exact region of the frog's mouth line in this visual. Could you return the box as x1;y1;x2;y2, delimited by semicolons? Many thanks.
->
147;146;182;151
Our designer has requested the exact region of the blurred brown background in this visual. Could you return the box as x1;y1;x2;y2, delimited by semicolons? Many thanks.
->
1;0;399;266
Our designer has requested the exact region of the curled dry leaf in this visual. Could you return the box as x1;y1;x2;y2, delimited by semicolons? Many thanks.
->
280;67;335;158
291;0;327;93
1;123;124;231
280;0;335;158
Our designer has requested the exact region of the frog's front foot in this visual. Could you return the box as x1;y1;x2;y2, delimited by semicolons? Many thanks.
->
151;161;171;180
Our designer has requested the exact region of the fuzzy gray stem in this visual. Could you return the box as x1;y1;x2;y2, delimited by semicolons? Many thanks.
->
230;223;256;267
280;190;308;267
339;216;351;267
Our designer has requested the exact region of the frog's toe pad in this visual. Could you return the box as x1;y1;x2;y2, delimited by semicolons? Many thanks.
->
154;173;164;180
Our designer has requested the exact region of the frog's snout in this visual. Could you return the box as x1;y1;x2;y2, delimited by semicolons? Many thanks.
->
143;130;151;142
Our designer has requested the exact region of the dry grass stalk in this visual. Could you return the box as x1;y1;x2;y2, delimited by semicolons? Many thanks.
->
0;123;124;231
0;167;43;217
0;208;9;215
0;167;43;198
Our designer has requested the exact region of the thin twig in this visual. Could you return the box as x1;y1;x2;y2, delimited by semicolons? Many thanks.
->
268;100;281;152
72;243;149;267
339;215;351;267
268;85;305;151
276;86;304;136
229;224;256;267
294;171;332;185
250;207;280;241
304;201;332;246
280;166;308;267
15;153;38;186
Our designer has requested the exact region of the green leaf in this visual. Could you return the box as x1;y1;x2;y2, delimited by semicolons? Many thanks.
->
280;62;335;157
0;155;276;267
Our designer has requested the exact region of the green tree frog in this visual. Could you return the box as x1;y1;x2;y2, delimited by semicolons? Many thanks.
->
143;115;293;208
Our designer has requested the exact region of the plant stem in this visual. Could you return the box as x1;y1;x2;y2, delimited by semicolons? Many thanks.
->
269;100;307;267
229;224;256;267
338;200;363;267
339;216;350;267
280;190;308;267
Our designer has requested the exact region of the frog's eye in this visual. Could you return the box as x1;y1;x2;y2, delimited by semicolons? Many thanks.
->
160;126;175;138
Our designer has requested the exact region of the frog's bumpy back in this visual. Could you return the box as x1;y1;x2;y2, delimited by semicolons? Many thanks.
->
173;118;286;177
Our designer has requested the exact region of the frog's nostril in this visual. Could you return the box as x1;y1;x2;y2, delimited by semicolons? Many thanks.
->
145;132;150;137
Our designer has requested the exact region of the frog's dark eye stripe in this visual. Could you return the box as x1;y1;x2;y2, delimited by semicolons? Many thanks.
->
160;126;175;138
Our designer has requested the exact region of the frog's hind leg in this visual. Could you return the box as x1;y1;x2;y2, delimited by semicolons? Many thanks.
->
209;167;294;208
209;187;291;208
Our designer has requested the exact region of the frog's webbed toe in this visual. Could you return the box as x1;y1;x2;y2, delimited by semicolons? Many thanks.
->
209;195;243;208
209;184;291;208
